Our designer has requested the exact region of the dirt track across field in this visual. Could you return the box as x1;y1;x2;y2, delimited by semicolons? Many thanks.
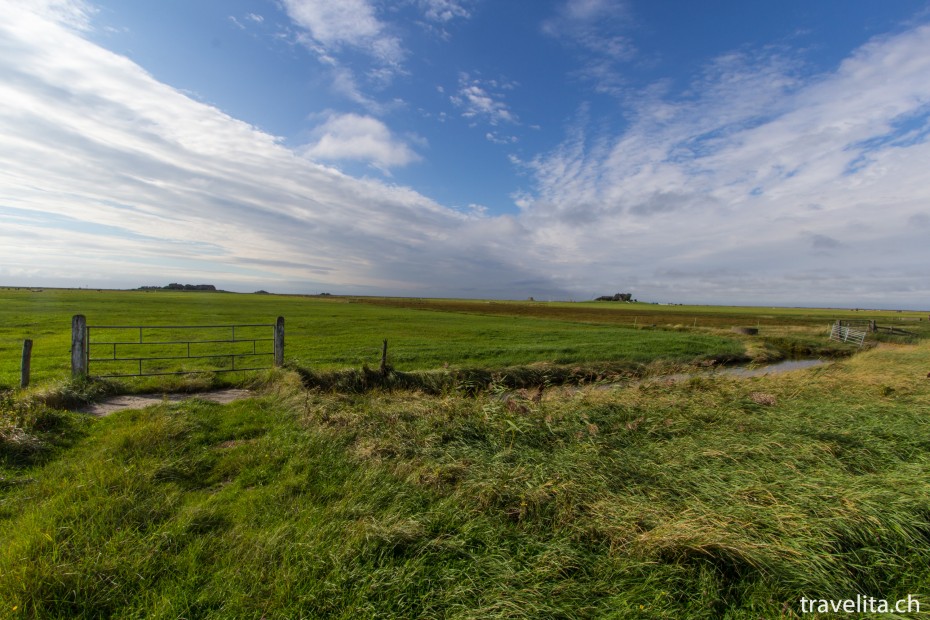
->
79;389;253;416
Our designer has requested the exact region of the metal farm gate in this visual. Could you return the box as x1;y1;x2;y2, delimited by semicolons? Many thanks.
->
829;320;866;347
71;315;284;378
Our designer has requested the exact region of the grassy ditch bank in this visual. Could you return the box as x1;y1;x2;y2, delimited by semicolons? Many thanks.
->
1;342;928;618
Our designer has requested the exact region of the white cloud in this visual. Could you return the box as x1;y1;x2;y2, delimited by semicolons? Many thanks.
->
330;66;384;111
0;3;559;298
10;0;95;30
485;132;518;144
280;0;404;67
514;24;930;306
279;0;409;113
302;113;422;170
451;73;518;126
2;1;930;307
418;0;472;23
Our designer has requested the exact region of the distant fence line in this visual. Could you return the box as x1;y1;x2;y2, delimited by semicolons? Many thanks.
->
71;315;284;379
835;319;916;337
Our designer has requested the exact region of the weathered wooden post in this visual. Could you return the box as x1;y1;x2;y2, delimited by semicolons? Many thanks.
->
274;316;285;367
71;314;88;378
380;339;388;376
21;339;33;388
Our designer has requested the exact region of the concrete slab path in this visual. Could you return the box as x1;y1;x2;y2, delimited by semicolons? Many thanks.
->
79;389;253;416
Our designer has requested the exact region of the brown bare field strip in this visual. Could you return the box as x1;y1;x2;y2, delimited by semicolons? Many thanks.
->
354;297;922;330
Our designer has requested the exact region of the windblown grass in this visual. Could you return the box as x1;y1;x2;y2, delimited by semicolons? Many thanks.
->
2;341;928;617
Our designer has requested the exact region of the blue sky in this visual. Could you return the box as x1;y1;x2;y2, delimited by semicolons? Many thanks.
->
2;0;930;307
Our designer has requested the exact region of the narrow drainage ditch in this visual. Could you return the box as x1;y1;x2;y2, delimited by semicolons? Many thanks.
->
656;358;830;383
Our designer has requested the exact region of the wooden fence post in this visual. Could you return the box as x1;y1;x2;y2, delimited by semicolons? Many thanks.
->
71;314;88;378
21;339;33;388
380;339;388;376
274;316;285;367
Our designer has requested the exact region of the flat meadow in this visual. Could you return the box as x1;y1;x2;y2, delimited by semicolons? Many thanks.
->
2;288;924;388
0;288;751;388
1;288;929;618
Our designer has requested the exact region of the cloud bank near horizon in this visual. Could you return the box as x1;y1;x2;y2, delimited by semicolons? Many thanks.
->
1;1;929;308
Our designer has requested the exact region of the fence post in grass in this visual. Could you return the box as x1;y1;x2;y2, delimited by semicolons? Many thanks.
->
274;316;285;367
21;339;33;388
380;339;388;376
71;314;88;378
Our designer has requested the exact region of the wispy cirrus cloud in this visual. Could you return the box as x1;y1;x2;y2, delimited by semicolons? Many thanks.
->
515;24;930;306
278;0;406;115
279;0;476;90
3;1;930;308
280;0;404;67
228;12;265;30
543;0;636;95
0;2;556;297
12;0;96;30
547;0;635;59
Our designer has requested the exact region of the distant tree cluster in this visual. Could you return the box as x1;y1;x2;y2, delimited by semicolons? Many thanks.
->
139;283;217;291
595;293;633;302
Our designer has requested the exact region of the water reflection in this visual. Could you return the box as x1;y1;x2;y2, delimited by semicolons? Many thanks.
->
716;358;828;378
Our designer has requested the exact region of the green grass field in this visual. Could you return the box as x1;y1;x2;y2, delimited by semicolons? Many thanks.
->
1;288;928;618
0;288;744;388
4;288;921;389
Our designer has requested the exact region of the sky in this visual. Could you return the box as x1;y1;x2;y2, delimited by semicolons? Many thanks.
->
2;0;930;308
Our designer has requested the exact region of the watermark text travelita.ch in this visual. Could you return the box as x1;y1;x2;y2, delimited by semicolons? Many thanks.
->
800;594;920;614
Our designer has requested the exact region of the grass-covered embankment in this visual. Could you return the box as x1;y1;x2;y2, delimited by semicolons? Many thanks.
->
2;341;928;618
